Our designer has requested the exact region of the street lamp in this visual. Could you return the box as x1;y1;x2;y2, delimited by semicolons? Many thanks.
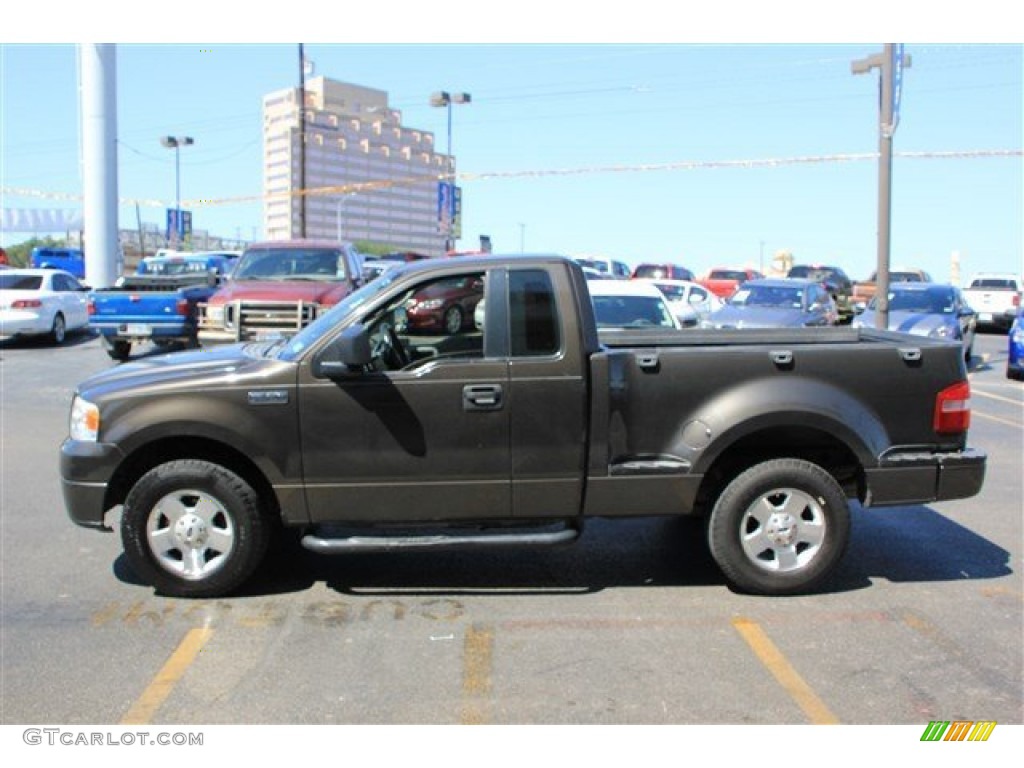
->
160;136;194;213
430;91;470;251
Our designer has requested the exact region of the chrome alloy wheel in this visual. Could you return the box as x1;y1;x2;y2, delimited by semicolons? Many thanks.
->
739;487;826;573
146;489;236;581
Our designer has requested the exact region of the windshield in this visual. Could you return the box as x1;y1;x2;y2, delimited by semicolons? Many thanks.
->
234;247;348;281
277;269;404;360
592;295;676;328
709;270;748;281
969;278;1017;290
877;288;955;314
654;283;686;301
729;285;804;308
789;266;837;281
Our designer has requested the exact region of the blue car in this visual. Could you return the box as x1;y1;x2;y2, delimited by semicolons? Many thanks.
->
854;283;977;364
1008;307;1024;380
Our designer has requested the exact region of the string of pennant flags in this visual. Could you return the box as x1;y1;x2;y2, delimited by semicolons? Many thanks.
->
2;149;1020;211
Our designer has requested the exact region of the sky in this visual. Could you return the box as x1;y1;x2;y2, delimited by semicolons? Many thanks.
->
1;4;1022;286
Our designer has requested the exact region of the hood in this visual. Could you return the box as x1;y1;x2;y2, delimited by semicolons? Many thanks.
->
77;343;290;401
707;305;808;329
860;310;956;338
207;279;353;306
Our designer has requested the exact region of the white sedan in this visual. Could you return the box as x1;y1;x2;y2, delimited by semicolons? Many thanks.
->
637;278;724;327
588;279;683;330
0;268;90;344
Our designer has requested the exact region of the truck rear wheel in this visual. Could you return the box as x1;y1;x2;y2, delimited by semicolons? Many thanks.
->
708;458;850;595
120;460;271;598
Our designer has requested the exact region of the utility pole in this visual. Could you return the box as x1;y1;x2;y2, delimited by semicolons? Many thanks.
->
298;44;307;239
852;44;910;331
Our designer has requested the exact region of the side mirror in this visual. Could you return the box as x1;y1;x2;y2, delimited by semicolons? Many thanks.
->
393;306;408;334
312;324;372;378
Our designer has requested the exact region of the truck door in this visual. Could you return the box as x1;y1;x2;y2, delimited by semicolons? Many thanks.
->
298;267;512;523
506;268;589;518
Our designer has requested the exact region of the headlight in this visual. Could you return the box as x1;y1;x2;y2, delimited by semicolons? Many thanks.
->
1011;325;1024;344
206;305;225;324
70;396;100;442
929;324;955;339
415;299;444;311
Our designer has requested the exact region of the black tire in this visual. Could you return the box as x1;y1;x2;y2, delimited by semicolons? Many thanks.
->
50;313;66;345
708;458;850;595
105;340;132;361
443;305;464;334
120;459;271;598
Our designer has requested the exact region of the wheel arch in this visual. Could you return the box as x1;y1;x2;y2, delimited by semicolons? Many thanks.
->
104;436;282;523
693;423;868;515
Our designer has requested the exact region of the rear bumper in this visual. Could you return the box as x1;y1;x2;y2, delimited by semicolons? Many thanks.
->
93;321;194;342
864;448;987;507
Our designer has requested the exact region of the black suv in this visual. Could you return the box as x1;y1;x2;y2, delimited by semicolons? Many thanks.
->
787;264;854;322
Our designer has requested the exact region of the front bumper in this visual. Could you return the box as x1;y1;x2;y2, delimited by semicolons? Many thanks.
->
863;448;987;507
60;438;126;529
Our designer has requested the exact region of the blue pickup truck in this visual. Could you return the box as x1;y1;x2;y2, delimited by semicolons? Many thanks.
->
88;253;232;361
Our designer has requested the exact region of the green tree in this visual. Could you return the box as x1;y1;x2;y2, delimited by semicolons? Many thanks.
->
3;236;65;268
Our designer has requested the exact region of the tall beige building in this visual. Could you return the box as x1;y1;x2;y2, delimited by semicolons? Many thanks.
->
262;76;452;256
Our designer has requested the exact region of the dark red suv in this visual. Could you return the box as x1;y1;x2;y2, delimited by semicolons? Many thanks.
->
632;263;695;281
406;275;484;334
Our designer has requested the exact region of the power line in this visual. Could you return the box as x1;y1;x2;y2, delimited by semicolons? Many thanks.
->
4;148;1019;208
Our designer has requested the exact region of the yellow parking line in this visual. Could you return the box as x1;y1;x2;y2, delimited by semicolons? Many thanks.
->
461;623;494;724
733;618;839;725
120;627;212;725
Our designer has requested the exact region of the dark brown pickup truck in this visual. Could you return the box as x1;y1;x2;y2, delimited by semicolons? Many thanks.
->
61;255;986;598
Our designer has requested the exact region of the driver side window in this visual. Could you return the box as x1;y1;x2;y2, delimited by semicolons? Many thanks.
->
364;270;486;372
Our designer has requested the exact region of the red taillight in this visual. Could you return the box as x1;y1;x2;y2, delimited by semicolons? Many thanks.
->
1013;293;1021;308
934;381;971;435
175;299;189;316
87;299;96;315
12;299;43;309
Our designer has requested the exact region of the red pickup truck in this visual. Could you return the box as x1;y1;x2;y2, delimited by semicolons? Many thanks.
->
699;267;763;298
197;240;364;345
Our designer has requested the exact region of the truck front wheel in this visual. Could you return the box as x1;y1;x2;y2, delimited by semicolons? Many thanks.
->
105;340;132;361
120;460;271;598
708;459;850;595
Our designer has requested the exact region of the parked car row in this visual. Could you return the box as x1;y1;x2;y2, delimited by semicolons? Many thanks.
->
4;247;1020;384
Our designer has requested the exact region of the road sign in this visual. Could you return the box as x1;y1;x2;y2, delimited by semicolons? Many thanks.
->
166;208;192;242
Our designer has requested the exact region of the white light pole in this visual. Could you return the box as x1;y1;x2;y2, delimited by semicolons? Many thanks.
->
336;193;355;242
430;91;470;252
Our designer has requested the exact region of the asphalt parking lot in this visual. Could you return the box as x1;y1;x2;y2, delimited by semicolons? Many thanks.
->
1;330;1020;736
